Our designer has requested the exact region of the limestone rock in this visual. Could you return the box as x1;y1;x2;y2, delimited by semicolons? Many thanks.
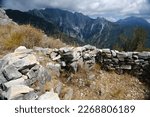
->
46;63;61;77
13;54;38;71
38;89;60;100
102;49;111;53
14;46;33;54
5;85;34;100
50;51;61;61
4;77;25;88
23;91;38;100
70;62;78;72
83;45;96;50
0;8;15;25
2;65;22;81
120;65;132;70
138;52;150;59
0;71;7;84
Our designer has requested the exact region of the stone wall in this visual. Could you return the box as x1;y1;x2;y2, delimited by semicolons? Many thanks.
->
1;45;150;100
44;45;150;76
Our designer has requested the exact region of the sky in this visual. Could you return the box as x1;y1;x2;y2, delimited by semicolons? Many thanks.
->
1;0;150;22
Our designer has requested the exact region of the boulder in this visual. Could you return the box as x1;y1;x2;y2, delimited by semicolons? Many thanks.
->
14;46;33;54
120;65;132;70
37;66;51;85
72;50;82;61
5;85;34;100
117;52;128;58
13;54;38;71
50;51;61;61
38;89;60;100
0;8;15;25
2;65;22;81
27;66;39;79
111;50;117;57
0;71;7;84
83;53;91;60
61;61;66;67
70;62;78;72
102;49;111;54
23;91;38;100
46;63;61;77
4;77;25;88
83;45;96;50
138;52;150;59
26;65;51;87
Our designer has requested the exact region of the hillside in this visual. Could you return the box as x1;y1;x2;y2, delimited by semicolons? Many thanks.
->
0;8;150;100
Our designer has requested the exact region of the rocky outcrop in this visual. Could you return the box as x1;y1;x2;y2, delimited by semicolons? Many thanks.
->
0;8;15;25
0;46;52;100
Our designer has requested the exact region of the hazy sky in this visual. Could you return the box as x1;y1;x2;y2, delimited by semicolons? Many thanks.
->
1;0;150;21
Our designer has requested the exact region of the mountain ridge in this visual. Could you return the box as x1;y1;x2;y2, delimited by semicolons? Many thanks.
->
5;8;150;48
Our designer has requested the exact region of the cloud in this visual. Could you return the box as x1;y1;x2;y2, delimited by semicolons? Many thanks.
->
2;0;150;21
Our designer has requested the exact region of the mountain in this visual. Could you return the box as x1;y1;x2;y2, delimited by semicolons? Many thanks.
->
117;16;149;26
117;16;150;47
5;9;59;35
28;8;122;48
5;8;150;48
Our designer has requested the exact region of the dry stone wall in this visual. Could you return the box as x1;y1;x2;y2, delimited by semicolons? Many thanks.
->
45;45;150;76
1;45;150;100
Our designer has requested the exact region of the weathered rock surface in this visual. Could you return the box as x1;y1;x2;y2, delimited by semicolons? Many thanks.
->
5;85;34;100
0;8;16;25
2;65;22;81
4;77;25;88
0;46;51;100
38;89;60;100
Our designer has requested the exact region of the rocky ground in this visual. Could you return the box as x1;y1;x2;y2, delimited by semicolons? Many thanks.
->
0;45;149;100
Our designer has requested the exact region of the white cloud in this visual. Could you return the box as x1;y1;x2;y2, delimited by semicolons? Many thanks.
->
3;0;150;21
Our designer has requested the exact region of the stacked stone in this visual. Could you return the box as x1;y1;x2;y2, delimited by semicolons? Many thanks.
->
48;45;150;75
0;46;58;100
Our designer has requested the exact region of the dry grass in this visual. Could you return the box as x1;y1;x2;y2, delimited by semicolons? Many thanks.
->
0;24;66;55
0;24;43;50
59;64;148;100
41;37;66;49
